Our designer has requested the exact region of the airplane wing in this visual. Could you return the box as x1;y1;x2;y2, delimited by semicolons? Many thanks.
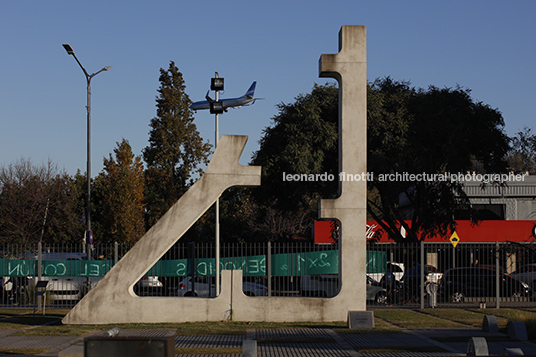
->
189;82;259;112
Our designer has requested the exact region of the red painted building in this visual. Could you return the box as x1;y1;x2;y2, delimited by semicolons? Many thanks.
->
314;220;536;244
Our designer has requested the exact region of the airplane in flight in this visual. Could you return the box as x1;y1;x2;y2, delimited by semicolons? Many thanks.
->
190;82;259;113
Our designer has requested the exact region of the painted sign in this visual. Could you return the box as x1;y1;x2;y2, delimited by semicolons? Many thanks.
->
315;220;536;243
450;232;460;247
0;259;113;277
148;250;340;277
365;220;536;243
0;250;340;278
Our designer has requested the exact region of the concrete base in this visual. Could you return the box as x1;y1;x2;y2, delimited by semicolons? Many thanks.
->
348;311;374;329
58;342;83;357
467;337;489;356
243;340;257;357
503;347;525;355
508;321;528;341
482;314;498;333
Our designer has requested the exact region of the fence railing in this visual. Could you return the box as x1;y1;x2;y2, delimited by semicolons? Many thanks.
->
1;241;535;309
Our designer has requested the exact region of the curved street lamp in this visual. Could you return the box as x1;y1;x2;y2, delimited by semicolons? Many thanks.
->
63;44;111;257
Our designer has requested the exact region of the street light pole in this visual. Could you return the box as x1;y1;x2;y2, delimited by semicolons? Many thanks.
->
209;73;224;296
215;84;220;297
63;44;111;262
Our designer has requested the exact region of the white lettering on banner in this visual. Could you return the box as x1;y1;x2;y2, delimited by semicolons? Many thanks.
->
80;263;101;277
8;261;29;276
176;263;186;276
88;263;100;276
317;252;330;267
43;263;67;276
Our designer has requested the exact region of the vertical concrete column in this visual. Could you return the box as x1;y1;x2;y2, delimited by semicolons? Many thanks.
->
319;26;367;309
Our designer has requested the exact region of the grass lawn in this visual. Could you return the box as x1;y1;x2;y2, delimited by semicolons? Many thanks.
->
1;307;536;339
418;308;508;328
371;308;468;329
3;307;536;355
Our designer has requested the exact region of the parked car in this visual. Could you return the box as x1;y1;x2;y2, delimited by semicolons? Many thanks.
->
366;276;388;304
301;274;339;297
425;265;443;283
29;252;100;301
177;276;268;297
300;275;387;303
367;261;405;283
440;267;532;303
511;264;536;289
134;276;163;296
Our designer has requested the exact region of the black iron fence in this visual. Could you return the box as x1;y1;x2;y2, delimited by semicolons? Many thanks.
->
1;241;535;309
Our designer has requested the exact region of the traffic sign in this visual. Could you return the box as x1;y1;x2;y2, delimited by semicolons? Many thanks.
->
450;232;460;247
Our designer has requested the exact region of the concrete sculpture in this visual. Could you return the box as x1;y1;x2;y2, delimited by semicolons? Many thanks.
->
63;25;367;324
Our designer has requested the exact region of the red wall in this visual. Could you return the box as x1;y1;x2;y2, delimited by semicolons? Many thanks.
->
314;220;536;243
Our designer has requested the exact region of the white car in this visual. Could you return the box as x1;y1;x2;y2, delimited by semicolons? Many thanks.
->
177;276;268;297
367;262;405;283
425;265;443;283
511;264;536;289
38;276;100;301
29;252;101;301
134;276;163;295
300;275;387;304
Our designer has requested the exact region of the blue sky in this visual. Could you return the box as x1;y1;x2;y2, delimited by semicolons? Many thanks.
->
1;1;535;176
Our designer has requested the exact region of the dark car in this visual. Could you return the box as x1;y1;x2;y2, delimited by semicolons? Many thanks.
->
440;267;532;303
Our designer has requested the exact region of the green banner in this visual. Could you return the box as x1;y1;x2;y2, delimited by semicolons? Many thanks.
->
366;250;387;274
0;250;341;278
0;258;114;277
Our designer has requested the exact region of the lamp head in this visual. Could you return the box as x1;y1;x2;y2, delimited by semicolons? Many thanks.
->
211;77;224;91
62;44;75;55
103;66;113;71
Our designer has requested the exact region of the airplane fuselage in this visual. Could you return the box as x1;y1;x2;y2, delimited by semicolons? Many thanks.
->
189;96;255;111
190;82;257;112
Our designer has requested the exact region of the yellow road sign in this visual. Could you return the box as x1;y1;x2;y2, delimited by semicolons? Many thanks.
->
450;232;460;247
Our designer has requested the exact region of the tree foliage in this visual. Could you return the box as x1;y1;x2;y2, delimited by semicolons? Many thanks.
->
0;76;514;246
250;79;510;243
0;158;85;244
94;139;145;244
142;61;211;228
250;83;339;241
506;127;536;174
367;78;510;242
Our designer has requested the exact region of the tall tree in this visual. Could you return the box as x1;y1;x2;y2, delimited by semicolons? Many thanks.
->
367;79;509;242
0;158;85;245
506;127;536;174
143;61;211;228
250;79;510;243
94;139;145;244
250;83;339;241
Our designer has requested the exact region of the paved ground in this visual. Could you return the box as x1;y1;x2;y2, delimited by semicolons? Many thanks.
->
1;326;536;356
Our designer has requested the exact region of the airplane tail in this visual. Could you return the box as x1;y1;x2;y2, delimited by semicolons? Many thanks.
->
245;82;256;98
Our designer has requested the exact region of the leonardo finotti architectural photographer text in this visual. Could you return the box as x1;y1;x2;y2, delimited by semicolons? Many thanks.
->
282;172;526;183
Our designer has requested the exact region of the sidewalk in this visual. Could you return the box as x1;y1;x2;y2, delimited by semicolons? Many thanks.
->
1;326;536;356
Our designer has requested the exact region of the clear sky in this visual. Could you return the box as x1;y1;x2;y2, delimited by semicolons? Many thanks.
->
1;1;534;176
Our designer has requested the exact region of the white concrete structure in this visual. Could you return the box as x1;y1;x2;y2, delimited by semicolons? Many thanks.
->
63;25;368;324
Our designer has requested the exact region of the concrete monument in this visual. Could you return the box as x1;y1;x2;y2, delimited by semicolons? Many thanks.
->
63;25;367;324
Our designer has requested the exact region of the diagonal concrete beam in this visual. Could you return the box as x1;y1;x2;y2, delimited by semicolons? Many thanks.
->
63;135;260;324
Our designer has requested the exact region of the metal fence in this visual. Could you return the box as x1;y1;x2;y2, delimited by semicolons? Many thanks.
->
1;241;535;309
